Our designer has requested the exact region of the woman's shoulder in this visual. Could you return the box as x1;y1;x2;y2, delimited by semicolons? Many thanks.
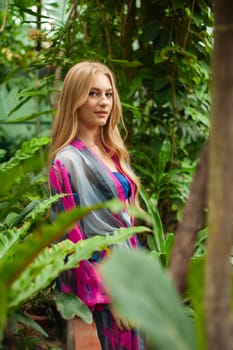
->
55;144;82;166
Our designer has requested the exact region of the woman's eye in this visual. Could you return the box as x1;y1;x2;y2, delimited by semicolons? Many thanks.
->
89;91;112;97
89;91;97;96
106;92;113;98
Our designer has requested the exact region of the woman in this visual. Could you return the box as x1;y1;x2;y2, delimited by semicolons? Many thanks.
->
49;61;144;349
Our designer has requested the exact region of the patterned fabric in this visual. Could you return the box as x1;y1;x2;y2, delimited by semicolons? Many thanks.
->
112;172;132;199
94;310;145;350
49;139;144;350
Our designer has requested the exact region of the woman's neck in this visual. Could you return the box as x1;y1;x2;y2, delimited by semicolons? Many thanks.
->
77;127;102;147
77;131;118;171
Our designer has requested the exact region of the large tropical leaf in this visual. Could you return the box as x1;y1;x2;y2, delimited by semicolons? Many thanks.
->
101;248;196;350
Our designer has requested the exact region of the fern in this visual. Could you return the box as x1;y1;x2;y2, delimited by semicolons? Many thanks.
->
0;137;50;200
9;194;64;228
0;137;50;173
8;226;149;310
0;223;31;261
0;195;64;262
0;198;149;309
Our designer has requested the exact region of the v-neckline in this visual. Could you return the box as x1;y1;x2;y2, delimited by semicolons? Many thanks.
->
71;138;118;173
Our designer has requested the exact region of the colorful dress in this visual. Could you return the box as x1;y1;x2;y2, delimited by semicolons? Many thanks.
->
49;139;144;350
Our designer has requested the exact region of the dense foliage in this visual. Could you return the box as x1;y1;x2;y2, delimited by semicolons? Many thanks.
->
0;0;213;228
0;0;213;348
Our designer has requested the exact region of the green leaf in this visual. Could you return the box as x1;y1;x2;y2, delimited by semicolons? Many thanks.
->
0;137;50;173
108;58;143;68
147;235;157;251
0;150;6;160
0;223;30;260
3;110;53;123
140;189;165;252
7;96;31;117
16;88;52;98
187;257;206;350
0;196;63;262
101;249;196;350
185;106;210;127
13;311;48;338
10;195;64;228
158;139;171;177
164;233;175;264
54;292;92;323
141;21;160;43
19;7;53;19
0;137;49;198
154;49;169;64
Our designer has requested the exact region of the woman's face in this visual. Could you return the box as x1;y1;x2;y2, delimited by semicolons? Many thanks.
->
78;72;113;130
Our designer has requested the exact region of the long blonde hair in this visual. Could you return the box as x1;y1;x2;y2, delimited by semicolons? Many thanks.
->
50;61;140;199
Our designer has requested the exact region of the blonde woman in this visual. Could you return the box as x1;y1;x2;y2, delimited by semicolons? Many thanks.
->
49;61;144;349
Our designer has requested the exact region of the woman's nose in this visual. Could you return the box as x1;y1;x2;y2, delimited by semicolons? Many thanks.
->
99;94;108;104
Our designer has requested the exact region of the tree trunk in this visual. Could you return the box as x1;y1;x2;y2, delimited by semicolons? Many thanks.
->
169;142;208;294
205;1;233;349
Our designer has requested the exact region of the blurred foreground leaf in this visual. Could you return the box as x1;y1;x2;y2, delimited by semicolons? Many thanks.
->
100;249;196;350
